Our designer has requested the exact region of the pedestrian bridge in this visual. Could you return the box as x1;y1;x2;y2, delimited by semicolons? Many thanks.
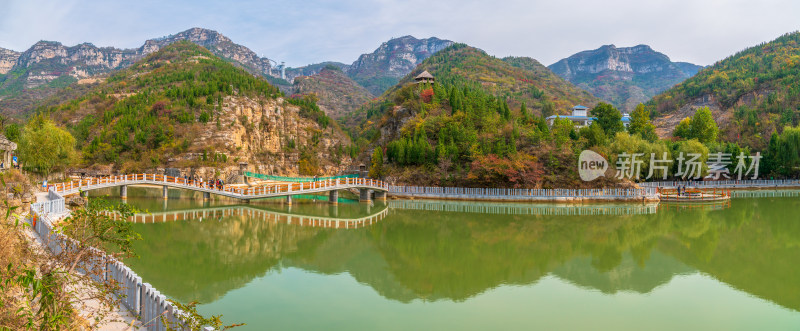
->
47;173;389;202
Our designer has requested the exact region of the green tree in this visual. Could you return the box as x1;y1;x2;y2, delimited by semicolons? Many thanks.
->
579;123;607;147
592;103;624;136
762;132;780;177
628;104;658;142
673;117;692;139
369;147;385;178
519;102;529;122
4;124;21;142
18;115;77;179
690;107;719;144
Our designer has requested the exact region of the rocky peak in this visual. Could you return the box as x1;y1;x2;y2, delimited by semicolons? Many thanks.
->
549;44;704;111
350;36;454;77
141;27;273;76
348;35;454;95
0;47;21;74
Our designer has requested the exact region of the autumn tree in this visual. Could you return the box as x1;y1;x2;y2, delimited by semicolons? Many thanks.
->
18;115;77;180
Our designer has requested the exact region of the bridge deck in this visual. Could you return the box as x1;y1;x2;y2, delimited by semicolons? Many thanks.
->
49;174;388;200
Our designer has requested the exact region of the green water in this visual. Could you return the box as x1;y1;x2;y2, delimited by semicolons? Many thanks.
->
100;187;800;330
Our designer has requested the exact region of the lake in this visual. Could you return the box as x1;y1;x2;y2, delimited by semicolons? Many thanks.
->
94;187;800;330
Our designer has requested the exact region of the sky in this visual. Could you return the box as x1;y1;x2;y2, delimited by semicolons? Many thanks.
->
1;0;799;68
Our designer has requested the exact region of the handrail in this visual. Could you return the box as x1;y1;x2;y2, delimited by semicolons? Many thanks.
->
387;186;658;199
243;171;358;183
639;179;800;188
30;190;188;329
47;174;391;199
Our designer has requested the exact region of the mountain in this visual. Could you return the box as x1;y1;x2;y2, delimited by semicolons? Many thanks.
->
141;27;276;77
360;44;600;135
549;45;703;112
387;45;600;116
45;41;354;176
0;28;280;115
347;36;454;95
292;66;374;120
0;47;21;75
648;32;800;146
285;61;350;83
352;44;607;188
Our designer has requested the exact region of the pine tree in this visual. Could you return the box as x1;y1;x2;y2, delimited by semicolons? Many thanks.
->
369;148;384;178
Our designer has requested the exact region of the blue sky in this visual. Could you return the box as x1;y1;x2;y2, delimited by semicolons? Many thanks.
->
1;0;798;67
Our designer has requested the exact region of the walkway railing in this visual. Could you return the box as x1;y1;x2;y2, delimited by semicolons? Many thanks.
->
29;191;189;330
243;172;358;183
47;174;389;199
388;200;659;216
388;186;658;200
639;179;800;188
31;190;66;215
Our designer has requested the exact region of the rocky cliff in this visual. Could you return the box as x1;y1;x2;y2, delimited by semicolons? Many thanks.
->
6;28;276;90
549;44;703;111
44;42;355;176
142;27;275;77
0;28;282;115
347;36;454;95
0;47;21;74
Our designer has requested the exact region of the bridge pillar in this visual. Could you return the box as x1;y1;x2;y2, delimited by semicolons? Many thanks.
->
374;191;387;201
329;190;338;205
120;185;127;200
162;186;169;200
203;192;211;200
286;195;293;205
359;189;371;202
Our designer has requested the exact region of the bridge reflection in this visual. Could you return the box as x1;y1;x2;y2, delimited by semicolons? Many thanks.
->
119;204;390;230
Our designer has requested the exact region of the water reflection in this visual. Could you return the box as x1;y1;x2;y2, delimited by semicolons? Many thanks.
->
119;192;800;313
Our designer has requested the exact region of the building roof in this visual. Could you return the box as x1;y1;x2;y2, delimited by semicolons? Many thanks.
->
573;105;589;110
415;71;434;80
545;115;629;122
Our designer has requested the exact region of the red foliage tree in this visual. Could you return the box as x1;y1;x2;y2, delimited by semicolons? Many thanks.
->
420;88;434;103
466;153;544;188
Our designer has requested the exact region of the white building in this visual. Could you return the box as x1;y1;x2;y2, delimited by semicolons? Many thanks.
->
546;105;630;128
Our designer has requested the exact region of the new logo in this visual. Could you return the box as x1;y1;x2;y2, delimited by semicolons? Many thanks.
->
579;150;608;181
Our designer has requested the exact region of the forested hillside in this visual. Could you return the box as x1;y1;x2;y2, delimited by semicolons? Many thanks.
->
351;44;618;188
649;32;800;149
292;66;374;120
41;42;354;175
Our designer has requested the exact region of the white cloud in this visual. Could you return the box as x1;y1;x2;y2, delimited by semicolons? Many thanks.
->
1;0;798;67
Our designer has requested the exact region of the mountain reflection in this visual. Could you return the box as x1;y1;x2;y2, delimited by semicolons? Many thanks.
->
123;196;800;311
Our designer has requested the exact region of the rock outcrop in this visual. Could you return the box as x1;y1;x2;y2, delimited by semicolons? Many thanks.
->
549;45;703;111
347;36;454;95
0;47;21;74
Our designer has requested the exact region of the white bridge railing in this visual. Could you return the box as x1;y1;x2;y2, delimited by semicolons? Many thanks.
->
639;179;800;188
47;174;389;199
29;190;190;330
388;186;658;199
